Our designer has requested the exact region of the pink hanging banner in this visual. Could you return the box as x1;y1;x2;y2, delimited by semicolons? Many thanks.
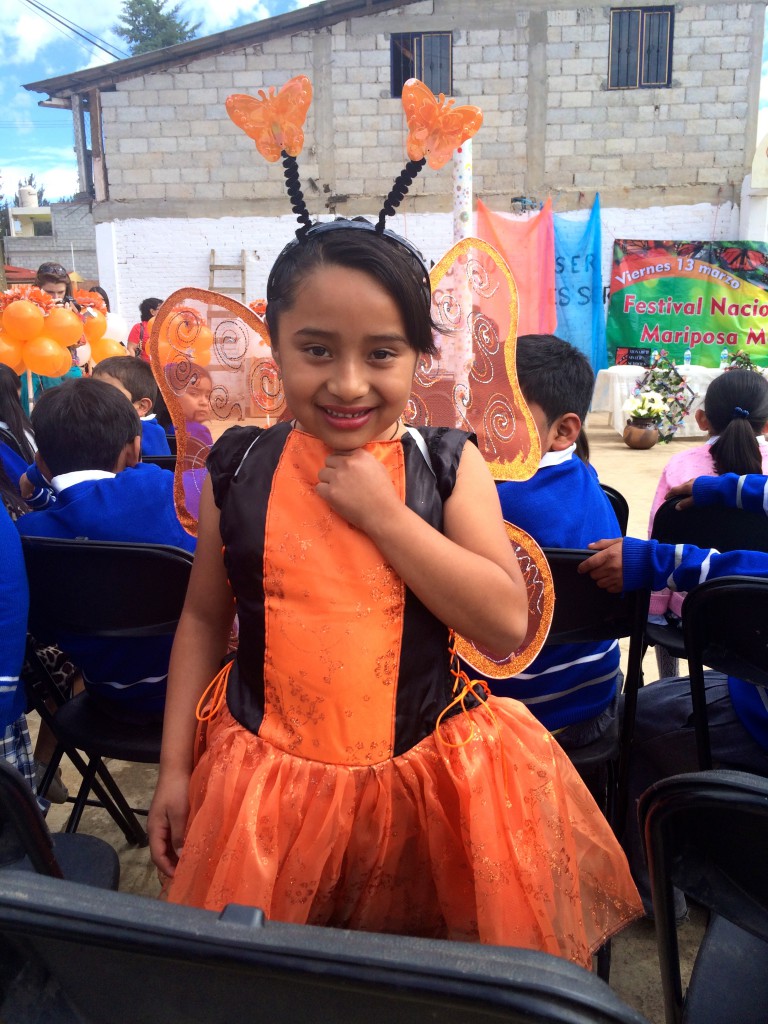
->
475;199;557;335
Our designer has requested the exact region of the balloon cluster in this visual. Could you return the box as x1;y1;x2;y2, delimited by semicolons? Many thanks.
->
152;306;212;367
0;286;127;376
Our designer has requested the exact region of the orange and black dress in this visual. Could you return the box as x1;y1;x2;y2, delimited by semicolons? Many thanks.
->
166;422;641;965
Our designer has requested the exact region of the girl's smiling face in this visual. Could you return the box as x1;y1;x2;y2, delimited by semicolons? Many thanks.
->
272;264;418;450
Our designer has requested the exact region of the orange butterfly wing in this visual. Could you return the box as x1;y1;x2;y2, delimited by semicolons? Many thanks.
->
226;75;313;162
402;78;483;170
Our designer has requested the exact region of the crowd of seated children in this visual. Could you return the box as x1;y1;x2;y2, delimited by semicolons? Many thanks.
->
93;356;172;456
646;368;768;675
583;471;768;918
16;377;195;729
473;334;623;756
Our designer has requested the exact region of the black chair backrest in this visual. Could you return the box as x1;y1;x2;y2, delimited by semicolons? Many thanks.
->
0;872;649;1024
640;770;768;1024
0;762;63;878
543;548;649;645
651;496;768;552
600;484;629;536
681;576;768;768
21;536;193;640
141;454;176;470
167;432;178;454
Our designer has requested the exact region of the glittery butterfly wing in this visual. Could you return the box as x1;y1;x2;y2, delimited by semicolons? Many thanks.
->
402;78;483;170
148;288;284;534
226;75;313;162
454;524;553;677
406;236;541;481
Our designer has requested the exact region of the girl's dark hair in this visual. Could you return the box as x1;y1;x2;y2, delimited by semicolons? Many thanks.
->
265;221;436;355
89;285;111;312
0;365;35;463
705;368;768;476
34;261;73;298
140;297;163;322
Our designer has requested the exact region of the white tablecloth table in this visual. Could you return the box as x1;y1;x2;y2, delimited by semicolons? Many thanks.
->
590;365;723;438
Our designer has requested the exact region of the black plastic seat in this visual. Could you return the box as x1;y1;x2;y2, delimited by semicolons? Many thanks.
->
680;575;768;769
0;760;119;890
0;871;649;1024
22;536;193;846
600;483;629;536
645;497;768;664
640;769;768;1024
141;454;176;470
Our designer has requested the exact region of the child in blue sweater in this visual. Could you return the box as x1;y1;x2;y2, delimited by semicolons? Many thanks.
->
93;356;172;456
17;378;195;723
582;471;768;915
487;335;622;752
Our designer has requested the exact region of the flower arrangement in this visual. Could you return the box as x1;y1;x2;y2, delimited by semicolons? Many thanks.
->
721;349;763;373
623;390;666;423
626;355;697;442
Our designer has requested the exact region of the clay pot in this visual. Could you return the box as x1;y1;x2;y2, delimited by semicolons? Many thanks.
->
623;418;660;449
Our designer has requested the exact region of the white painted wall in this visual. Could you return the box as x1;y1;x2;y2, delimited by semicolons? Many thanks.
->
97;202;741;325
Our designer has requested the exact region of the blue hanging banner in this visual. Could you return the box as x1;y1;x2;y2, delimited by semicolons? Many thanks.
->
553;195;606;371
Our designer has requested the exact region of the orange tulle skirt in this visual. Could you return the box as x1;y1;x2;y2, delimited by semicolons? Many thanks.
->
166;696;642;967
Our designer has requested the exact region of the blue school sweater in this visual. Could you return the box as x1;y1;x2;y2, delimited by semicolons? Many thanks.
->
0;504;29;729
488;449;622;731
16;463;195;719
141;415;172;456
624;470;768;749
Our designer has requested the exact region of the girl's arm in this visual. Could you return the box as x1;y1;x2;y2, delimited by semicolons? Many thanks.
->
148;475;235;877
317;441;528;656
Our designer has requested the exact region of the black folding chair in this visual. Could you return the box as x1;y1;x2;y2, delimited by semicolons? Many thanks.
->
542;549;650;982
600;483;630;536
645;497;768;666
680;575;768;770
0;871;649;1024
0;760;118;890
22;537;193;846
640;770;768;1024
543;548;650;832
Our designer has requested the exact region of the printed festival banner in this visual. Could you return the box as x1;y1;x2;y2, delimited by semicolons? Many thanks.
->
475;199;557;336
606;240;768;368
553;195;606;372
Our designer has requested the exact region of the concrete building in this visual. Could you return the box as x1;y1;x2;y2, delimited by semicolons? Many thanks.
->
3;200;98;282
24;0;765;319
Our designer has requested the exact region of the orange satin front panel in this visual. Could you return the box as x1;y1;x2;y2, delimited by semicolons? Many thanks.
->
260;431;406;766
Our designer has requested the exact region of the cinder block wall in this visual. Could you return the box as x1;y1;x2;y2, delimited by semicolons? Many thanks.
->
96;0;762;220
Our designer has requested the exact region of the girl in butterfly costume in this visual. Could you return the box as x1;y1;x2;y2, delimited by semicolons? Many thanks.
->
148;78;641;966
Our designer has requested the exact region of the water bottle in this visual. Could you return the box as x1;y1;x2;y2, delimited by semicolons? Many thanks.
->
650;350;659;365
683;349;692;367
720;349;729;367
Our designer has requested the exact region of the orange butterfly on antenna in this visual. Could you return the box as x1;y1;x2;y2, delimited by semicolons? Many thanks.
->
226;75;313;162
402;79;483;170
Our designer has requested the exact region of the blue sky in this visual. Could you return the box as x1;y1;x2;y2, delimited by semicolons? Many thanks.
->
2;1;767;203
0;0;319;202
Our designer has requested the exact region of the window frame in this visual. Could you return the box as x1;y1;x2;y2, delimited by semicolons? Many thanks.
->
608;6;674;91
390;32;453;98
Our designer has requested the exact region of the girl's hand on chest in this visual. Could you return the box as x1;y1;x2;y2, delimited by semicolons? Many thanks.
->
316;449;399;531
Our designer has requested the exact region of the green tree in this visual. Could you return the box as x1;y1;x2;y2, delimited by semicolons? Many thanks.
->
114;0;201;54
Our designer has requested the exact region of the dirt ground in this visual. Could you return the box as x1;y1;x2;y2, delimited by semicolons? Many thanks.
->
36;415;709;1024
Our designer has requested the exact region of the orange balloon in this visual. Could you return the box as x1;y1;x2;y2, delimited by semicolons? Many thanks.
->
45;306;84;347
23;336;70;377
3;300;45;342
0;329;23;368
83;309;107;343
50;347;74;377
91;336;128;363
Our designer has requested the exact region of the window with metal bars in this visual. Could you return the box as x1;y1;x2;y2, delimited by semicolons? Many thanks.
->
390;32;452;98
608;6;673;89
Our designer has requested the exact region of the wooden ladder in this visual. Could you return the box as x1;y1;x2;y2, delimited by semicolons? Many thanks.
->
209;249;247;301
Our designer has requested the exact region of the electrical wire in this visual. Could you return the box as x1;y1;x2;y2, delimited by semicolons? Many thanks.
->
17;0;130;61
